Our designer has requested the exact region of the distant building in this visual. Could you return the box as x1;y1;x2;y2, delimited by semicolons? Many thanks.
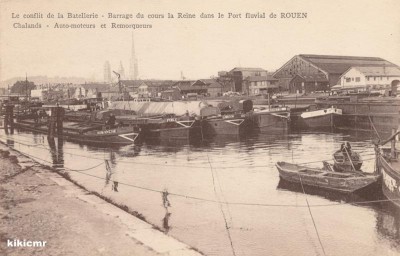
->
160;88;181;101
30;89;45;100
72;83;110;99
175;79;223;97
245;74;279;95
200;79;223;97
273;54;398;93
175;80;205;95
338;66;400;94
135;80;175;97
228;67;268;93
119;80;176;98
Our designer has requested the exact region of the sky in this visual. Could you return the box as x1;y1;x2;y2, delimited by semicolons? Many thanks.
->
0;0;400;81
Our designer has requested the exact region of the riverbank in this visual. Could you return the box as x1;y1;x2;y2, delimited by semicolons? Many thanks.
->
0;143;202;256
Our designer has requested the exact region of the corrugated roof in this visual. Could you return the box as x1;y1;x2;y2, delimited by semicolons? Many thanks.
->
174;79;222;90
178;84;207;91
110;101;208;116
141;80;176;87
173;80;196;87
229;67;267;72
207;81;223;88
292;74;328;82
352;66;400;76
299;54;397;74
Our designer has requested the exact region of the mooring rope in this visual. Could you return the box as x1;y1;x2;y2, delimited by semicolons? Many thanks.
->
207;154;237;256
368;115;381;141
3;140;399;210
298;175;327;256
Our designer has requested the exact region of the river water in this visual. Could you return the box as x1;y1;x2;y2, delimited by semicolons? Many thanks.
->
1;129;400;256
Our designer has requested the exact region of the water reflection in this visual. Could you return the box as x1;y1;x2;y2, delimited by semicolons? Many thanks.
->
2;129;400;255
162;190;172;233
47;137;64;169
104;156;119;192
277;178;382;203
376;203;400;244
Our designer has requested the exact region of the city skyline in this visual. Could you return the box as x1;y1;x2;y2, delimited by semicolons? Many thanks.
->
1;0;400;82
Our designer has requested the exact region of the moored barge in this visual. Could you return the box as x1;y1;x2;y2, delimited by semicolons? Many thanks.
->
14;108;140;145
316;96;400;134
245;107;290;131
378;131;400;207
201;113;246;136
300;107;342;129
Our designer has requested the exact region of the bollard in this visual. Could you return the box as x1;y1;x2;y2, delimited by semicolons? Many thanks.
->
8;105;14;134
4;105;9;134
56;107;64;136
4;105;14;134
48;107;57;139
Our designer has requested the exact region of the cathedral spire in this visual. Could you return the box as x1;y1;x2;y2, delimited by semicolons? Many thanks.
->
130;32;139;80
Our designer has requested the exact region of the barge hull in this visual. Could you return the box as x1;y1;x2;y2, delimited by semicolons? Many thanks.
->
302;114;334;129
201;119;244;136
379;155;400;207
246;112;289;130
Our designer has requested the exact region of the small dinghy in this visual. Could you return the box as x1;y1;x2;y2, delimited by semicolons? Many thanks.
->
276;161;379;193
333;142;363;172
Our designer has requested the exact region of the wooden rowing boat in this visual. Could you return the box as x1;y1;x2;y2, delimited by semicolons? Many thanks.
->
333;150;363;172
276;161;380;193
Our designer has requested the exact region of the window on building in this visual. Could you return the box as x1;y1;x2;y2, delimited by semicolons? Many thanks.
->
346;78;351;83
351;78;354;81
355;77;360;82
374;77;376;81
366;77;370;81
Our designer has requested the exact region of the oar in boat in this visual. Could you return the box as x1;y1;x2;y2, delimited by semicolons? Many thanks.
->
344;147;365;176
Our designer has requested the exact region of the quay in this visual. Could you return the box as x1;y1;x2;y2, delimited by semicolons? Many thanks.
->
0;143;203;256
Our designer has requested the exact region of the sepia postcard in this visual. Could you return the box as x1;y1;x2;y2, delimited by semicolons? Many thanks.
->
1;0;400;255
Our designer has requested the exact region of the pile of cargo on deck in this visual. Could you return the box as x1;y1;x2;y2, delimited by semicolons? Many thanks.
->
109;101;209;117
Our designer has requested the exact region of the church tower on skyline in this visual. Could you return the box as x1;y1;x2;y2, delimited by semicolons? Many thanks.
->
129;32;139;80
